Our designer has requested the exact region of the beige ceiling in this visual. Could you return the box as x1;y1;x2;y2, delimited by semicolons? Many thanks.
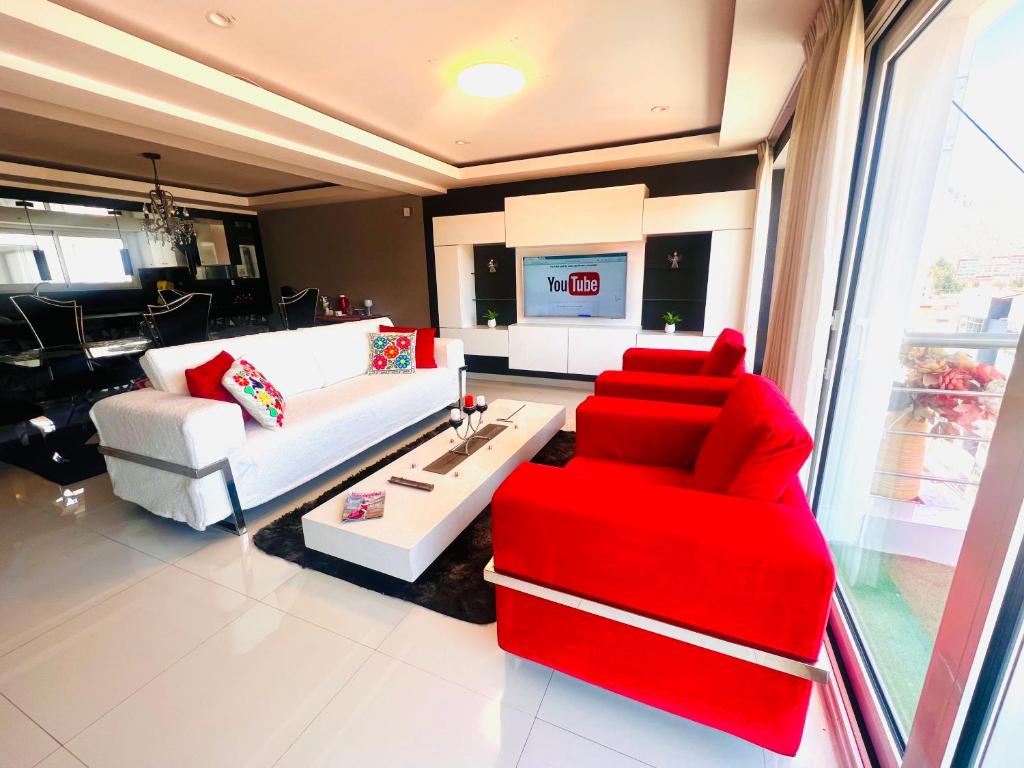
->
54;0;734;165
0;108;333;196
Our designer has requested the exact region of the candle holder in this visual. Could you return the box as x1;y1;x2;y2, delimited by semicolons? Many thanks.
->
449;397;488;455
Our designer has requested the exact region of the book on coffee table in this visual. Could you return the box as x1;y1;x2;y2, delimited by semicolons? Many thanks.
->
342;490;385;523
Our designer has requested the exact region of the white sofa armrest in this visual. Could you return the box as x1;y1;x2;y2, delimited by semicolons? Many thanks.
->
90;388;247;468
434;337;465;370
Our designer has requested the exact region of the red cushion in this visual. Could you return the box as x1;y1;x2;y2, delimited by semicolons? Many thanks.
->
595;370;737;406
380;325;436;369
565;456;696;489
185;351;250;421
575;396;718;469
622;348;705;375
699;328;747;376
693;375;812;501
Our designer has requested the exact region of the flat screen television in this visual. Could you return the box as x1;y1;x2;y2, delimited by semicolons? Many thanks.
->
522;253;627;318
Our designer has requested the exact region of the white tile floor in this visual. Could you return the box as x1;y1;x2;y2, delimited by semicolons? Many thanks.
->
0;377;846;767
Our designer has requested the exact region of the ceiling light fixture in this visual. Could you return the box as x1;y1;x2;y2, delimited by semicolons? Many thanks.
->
650;105;670;113
455;139;470;145
140;153;194;251
457;63;525;98
205;10;235;28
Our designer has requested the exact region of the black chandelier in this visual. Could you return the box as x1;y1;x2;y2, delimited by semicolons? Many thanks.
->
141;152;194;249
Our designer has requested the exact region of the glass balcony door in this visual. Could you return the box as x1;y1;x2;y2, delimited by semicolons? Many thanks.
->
814;0;1024;762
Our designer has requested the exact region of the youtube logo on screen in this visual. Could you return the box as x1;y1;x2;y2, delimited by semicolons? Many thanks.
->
568;272;600;296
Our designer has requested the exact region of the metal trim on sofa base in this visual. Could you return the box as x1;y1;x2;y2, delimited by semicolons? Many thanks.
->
97;445;247;536
483;558;830;684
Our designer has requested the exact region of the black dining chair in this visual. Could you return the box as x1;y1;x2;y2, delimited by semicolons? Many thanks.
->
279;288;319;330
157;288;187;306
11;295;86;350
11;295;127;433
146;293;212;346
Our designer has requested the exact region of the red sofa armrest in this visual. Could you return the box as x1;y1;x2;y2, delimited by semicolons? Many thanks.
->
492;463;835;662
595;371;738;406
623;348;706;375
576;395;718;468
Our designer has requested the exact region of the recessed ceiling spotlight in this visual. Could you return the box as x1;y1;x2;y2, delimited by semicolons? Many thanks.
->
650;105;670;113
455;139;470;145
205;10;235;28
457;63;525;98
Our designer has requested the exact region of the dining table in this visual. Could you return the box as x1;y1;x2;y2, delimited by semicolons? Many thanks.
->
0;337;154;369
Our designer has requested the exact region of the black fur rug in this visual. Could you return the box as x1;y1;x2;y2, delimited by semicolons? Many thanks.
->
253;425;576;624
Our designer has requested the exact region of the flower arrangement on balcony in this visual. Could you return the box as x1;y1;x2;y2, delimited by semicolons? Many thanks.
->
874;347;1006;501
900;347;1006;436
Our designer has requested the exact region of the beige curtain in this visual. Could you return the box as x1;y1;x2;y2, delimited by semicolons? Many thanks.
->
761;0;865;426
742;140;774;365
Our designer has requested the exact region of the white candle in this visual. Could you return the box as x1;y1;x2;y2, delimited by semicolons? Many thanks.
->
476;395;486;407
450;408;462;422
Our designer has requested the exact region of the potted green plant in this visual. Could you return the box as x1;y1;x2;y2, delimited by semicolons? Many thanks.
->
483;309;499;328
662;311;681;334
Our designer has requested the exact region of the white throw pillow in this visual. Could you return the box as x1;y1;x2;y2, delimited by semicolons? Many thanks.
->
221;359;286;429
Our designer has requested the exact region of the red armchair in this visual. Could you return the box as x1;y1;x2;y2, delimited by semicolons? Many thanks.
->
489;375;834;755
594;327;747;406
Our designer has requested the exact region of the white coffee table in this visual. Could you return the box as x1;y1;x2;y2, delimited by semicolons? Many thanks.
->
301;400;565;581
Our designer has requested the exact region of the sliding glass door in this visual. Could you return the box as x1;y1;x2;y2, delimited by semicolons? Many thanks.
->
815;0;1024;761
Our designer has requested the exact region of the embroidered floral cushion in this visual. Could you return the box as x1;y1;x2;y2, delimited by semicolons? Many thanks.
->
379;325;437;369
221;359;286;429
367;332;417;375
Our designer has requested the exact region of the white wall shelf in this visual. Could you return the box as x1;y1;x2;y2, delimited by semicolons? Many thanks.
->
634;330;716;351
440;326;509;357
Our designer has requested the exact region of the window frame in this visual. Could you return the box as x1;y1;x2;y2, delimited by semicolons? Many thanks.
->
810;0;1024;764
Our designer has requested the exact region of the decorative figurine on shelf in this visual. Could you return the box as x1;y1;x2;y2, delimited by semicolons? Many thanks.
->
484;309;499;328
668;251;681;269
320;296;331;316
488;258;498;273
448;394;488;455
662;311;682;334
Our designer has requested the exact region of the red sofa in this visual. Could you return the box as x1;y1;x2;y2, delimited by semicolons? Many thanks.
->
490;375;835;755
594;328;747;406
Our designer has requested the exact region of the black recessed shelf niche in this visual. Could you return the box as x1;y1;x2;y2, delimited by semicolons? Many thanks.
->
641;233;711;331
473;244;517;326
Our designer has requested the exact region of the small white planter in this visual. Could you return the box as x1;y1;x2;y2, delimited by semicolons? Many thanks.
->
664;323;676;334
487;318;497;328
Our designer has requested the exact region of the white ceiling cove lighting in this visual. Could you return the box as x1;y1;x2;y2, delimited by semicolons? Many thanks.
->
457;63;525;98
205;10;235;28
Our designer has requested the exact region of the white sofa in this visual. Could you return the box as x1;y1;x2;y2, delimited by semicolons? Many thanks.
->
91;318;464;531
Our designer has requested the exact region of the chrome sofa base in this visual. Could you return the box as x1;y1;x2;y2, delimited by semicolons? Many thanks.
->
97;445;247;536
483;558;829;684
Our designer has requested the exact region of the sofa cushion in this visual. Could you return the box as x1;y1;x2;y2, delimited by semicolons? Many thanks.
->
229;367;458;509
367;332;417;374
699;328;746;376
565;456;696;489
692;375;812;502
222;359;286;429
298;317;387;386
622;348;705;375
380;325;437;369
140;329;324;398
594;370;737;406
